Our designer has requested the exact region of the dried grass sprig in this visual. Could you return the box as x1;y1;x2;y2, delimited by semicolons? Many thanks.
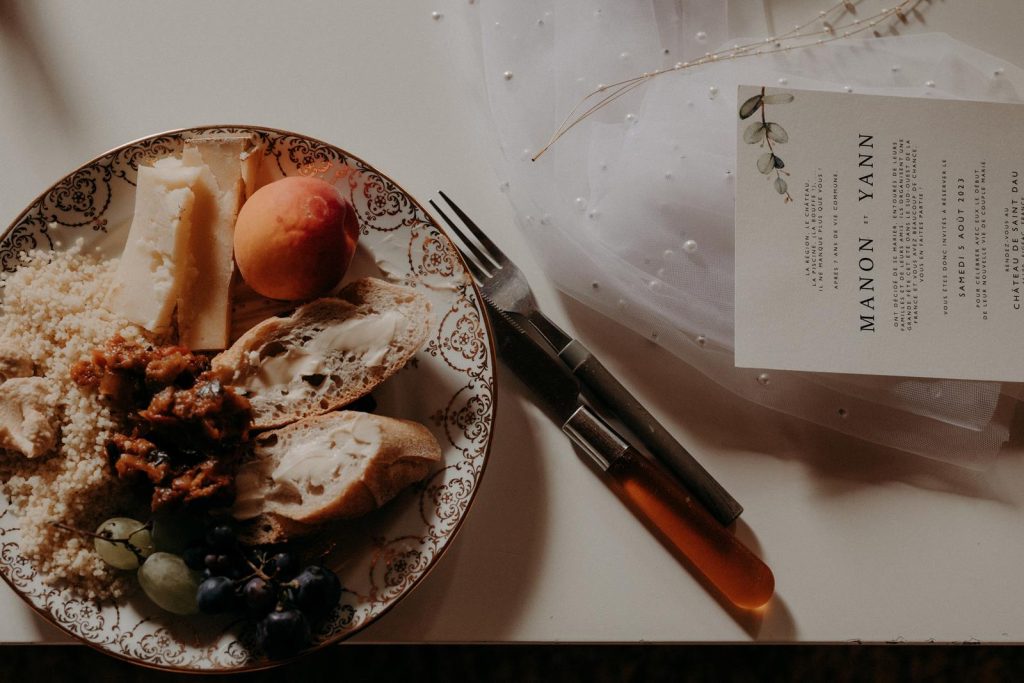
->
532;0;920;161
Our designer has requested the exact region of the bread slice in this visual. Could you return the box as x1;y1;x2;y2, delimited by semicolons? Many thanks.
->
212;277;431;429
231;411;442;543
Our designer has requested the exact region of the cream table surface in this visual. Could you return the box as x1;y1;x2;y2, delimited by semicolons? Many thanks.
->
2;0;1024;646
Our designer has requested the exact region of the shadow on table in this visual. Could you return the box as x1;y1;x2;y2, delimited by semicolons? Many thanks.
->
0;0;83;143
357;372;549;641
557;294;1014;507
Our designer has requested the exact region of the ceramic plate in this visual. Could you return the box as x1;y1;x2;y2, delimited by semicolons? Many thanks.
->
0;126;495;671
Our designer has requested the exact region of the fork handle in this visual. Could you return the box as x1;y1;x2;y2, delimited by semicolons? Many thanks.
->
559;340;744;527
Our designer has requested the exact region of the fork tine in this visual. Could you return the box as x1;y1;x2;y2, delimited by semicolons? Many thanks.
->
438;191;508;266
459;249;490;283
445;238;490;283
429;199;499;274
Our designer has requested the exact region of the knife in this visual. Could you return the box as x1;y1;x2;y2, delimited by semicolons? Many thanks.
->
527;312;743;527
432;190;742;527
486;299;774;610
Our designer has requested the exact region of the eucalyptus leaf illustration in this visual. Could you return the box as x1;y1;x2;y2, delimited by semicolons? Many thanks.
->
739;94;763;119
762;93;795;105
743;122;767;144
757;152;784;174
738;88;795;203
765;123;788;143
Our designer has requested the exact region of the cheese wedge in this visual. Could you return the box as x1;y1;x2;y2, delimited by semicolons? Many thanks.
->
240;140;264;200
174;134;264;350
107;136;263;345
185;132;263;199
104;162;201;333
174;145;237;350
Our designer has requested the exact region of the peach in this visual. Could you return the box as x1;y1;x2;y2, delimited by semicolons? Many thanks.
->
233;176;360;300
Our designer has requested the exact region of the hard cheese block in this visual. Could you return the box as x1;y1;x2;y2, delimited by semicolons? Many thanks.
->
176;137;250;350
106;135;262;347
187;133;263;200
104;161;201;333
240;141;263;200
177;142;240;350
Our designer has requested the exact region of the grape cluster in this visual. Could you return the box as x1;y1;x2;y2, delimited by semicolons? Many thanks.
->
92;515;203;615
185;525;342;659
91;515;342;659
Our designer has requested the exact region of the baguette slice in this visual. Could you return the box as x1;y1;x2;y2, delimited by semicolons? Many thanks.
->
231;411;442;543
212;277;431;429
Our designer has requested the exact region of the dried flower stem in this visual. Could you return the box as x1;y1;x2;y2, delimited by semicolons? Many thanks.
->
533;0;919;161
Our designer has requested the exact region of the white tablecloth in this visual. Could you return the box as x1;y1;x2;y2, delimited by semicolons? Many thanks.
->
2;0;1024;644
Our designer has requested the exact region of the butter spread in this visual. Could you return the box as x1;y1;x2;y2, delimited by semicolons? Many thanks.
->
232;412;382;520
241;309;407;394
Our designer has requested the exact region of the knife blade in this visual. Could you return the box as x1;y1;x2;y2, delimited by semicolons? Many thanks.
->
486;299;774;609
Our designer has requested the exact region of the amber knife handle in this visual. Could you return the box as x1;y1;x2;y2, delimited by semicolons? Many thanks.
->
522;308;743;527
558;339;744;527
563;405;774;610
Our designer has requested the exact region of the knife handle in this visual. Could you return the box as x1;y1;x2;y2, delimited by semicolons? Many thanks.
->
563;407;774;610
608;447;775;609
559;339;744;526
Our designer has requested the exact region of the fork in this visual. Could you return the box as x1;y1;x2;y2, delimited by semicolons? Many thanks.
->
429;191;744;527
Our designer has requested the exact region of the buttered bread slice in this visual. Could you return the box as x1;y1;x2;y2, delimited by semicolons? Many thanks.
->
231;411;442;543
212;277;431;429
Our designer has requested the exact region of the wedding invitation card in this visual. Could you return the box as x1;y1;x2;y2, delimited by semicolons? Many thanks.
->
734;86;1024;381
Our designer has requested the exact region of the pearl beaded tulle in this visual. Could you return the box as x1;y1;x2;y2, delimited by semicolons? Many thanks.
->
442;0;1024;466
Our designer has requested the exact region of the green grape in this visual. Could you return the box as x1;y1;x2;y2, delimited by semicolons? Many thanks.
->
138;552;201;615
150;515;202;555
94;517;155;570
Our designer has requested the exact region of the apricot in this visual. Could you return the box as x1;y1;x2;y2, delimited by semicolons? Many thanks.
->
233;176;360;300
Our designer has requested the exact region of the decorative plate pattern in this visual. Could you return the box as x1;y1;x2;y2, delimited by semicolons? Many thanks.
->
0;126;495;671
